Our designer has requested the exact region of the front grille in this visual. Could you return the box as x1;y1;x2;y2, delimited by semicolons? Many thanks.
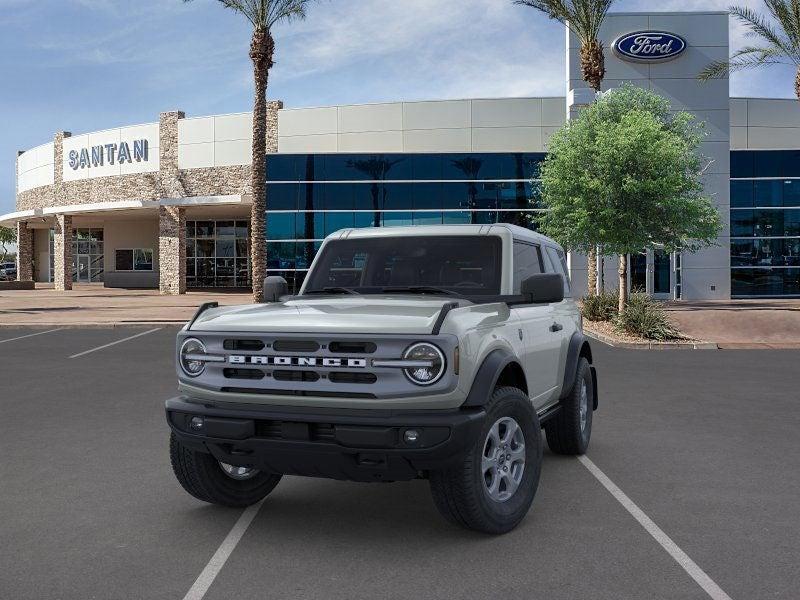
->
223;339;265;351
273;370;320;382
329;341;376;354
273;340;320;353
223;368;265;380
329;372;377;384
220;387;377;399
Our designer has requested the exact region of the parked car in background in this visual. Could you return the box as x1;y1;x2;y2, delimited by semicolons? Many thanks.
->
0;262;16;281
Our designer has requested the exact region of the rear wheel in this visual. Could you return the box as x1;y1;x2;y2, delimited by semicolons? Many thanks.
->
429;387;542;534
545;357;594;455
169;433;282;507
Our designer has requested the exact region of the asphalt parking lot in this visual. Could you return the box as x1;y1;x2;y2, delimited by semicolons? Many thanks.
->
1;327;799;600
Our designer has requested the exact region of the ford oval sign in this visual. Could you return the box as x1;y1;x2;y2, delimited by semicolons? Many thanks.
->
613;31;687;63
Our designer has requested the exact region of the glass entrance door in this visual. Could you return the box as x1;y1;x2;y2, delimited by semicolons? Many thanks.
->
626;249;674;299
76;256;90;282
652;249;672;298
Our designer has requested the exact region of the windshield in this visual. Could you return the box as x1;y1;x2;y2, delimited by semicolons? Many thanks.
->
303;235;502;296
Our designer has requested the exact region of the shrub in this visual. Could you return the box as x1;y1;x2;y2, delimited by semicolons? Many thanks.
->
614;293;684;341
581;290;619;322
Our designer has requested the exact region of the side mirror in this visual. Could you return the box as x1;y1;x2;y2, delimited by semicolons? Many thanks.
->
521;273;564;304
263;275;288;303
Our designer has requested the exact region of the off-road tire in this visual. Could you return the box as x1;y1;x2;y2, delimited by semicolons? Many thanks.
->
545;357;594;455
429;387;542;534
169;433;282;507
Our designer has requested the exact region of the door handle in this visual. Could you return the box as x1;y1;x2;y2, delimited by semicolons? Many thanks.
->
550;323;563;332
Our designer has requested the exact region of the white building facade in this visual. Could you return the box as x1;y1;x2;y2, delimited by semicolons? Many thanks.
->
3;11;799;299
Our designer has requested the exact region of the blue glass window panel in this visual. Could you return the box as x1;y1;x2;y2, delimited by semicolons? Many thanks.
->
294;212;318;240
216;239;236;258
266;213;296;240
785;209;800;236
730;152;754;178
470;183;499;210
783;180;800;207
730;210;754;237
730;181;754;208
266;155;299;181
354;212;379;229
353;183;381;211
413;211;443;225
267;242;296;269
298;155;325;181
443;211;472;224
325;155;360;181
296;241;317;269
517;153;546;179
382;212;413;227
381;183;413;210
754;151;783;177
754;210;785;236
381;154;412;180
441;183;470;210
472;211;498;225
325;212;355;236
444;154;485;180
412;154;443;180
499;182;531;209
781;150;800;177
296;183;325;211
324;183;354;210
267;184;298;210
754;180;783;207
412;183;443;209
732;268;800;296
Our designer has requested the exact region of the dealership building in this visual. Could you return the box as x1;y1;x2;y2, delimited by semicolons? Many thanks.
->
3;10;800;299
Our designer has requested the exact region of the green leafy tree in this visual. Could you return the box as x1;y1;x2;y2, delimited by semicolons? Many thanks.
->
699;2;800;100
184;0;315;302
536;85;722;312
0;226;15;263
514;0;616;294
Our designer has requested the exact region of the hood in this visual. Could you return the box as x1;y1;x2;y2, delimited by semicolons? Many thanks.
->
190;296;458;335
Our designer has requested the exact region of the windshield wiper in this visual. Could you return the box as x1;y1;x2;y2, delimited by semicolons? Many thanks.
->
303;287;360;295
380;286;461;297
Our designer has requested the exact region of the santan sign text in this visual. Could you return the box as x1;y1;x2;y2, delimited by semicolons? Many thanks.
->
68;139;149;170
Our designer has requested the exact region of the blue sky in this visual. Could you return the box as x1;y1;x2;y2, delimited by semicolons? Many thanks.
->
1;0;797;215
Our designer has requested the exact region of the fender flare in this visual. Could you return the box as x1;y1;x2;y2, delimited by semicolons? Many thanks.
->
560;332;597;409
462;348;523;408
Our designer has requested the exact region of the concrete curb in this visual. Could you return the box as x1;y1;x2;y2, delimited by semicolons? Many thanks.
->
584;329;719;350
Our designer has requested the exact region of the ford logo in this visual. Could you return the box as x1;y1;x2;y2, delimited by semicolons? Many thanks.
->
613;31;686;62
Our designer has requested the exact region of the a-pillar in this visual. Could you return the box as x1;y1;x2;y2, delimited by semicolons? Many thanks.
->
159;205;186;295
53;214;73;291
16;221;34;282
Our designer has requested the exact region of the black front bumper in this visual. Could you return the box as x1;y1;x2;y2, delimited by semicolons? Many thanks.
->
166;396;486;482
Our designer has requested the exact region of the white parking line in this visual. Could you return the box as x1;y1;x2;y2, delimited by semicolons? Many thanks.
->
578;455;733;600
0;329;63;345
68;328;162;359
182;499;265;600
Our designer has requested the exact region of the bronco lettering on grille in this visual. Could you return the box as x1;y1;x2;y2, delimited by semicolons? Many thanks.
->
228;355;367;368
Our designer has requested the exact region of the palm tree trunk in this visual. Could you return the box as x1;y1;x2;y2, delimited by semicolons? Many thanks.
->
618;254;628;314
580;39;604;296
796;67;800;102
249;29;274;303
580;40;605;93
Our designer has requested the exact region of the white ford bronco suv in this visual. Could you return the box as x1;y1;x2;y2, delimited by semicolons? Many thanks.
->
167;224;597;533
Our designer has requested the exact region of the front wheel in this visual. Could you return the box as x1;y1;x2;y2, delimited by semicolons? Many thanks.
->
429;387;542;534
169;433;282;507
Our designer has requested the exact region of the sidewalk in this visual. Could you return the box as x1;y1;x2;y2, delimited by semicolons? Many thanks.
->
664;300;800;349
0;284;251;327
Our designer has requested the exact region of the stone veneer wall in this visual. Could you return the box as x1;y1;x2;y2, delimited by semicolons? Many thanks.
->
16;222;33;281
53;214;73;291
158;206;186;295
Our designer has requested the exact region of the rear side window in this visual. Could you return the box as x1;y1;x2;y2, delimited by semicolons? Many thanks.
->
512;242;543;293
545;246;571;295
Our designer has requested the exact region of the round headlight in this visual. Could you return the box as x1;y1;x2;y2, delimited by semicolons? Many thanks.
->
180;338;207;377
403;342;446;386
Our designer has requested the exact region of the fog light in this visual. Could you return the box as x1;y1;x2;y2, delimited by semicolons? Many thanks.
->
404;429;420;444
189;416;204;431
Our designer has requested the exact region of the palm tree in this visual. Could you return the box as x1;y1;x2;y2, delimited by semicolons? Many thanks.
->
515;0;616;295
184;0;313;302
699;2;800;101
